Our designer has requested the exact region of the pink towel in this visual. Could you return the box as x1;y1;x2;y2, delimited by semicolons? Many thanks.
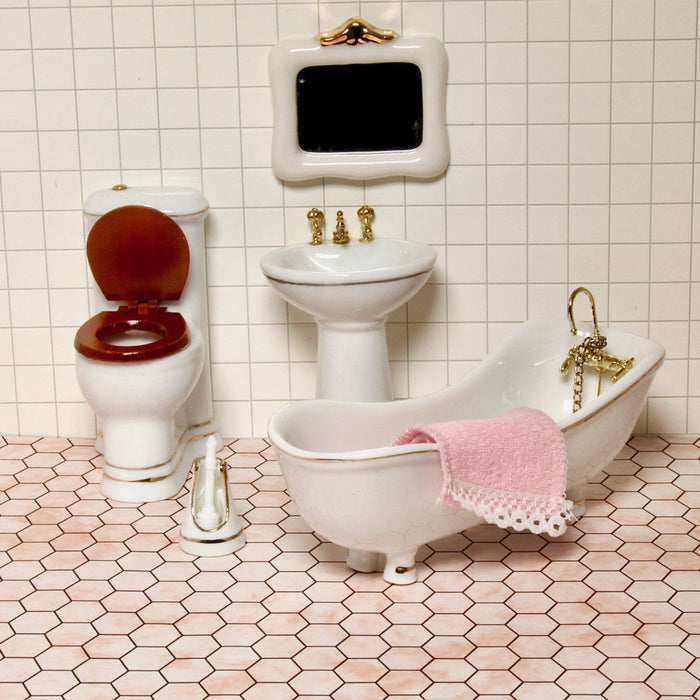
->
393;407;574;536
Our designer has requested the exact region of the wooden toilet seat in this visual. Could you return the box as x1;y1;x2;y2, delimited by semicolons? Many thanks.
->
75;306;189;362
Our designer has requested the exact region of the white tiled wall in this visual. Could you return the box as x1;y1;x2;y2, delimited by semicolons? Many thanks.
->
1;0;698;438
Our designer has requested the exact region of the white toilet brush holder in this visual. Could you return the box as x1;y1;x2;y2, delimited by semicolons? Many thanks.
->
179;436;246;557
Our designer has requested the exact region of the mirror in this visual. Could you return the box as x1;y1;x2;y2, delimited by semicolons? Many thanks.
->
296;62;423;153
269;26;449;181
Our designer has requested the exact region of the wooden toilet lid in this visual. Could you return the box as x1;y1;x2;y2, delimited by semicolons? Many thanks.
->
87;205;190;303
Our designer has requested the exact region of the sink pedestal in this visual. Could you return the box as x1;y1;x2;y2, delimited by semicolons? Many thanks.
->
260;238;437;403
316;320;392;401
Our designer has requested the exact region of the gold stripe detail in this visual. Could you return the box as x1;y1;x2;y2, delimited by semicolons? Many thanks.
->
179;528;244;546
102;425;219;483
264;269;429;288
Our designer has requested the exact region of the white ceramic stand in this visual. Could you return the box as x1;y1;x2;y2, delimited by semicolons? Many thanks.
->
316;320;393;401
179;436;246;557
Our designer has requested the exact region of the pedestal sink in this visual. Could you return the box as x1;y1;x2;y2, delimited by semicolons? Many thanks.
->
260;239;437;401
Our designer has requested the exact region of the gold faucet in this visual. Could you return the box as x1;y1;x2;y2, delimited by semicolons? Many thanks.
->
333;211;350;245
559;287;635;412
357;205;375;242
307;208;324;245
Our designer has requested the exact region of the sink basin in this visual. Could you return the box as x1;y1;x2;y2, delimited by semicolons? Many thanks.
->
260;239;436;321
261;238;437;284
260;239;437;401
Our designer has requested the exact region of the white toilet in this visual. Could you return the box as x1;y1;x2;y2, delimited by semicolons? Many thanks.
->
75;186;221;503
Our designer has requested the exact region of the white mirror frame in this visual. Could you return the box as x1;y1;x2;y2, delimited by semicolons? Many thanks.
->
269;35;449;181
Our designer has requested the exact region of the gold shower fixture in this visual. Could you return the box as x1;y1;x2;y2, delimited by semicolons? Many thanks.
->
559;287;635;412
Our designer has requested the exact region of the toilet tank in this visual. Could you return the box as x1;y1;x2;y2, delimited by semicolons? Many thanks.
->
82;185;210;336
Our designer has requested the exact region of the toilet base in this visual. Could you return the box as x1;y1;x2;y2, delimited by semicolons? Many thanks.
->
100;420;222;502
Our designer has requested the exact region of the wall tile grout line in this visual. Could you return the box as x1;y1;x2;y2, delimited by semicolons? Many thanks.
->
1;1;699;437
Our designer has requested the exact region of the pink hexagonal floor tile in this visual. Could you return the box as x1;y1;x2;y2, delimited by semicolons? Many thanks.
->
1;433;700;700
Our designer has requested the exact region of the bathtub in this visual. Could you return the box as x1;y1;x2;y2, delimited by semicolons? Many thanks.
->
268;319;665;583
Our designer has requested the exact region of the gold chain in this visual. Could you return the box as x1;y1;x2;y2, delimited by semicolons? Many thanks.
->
570;334;607;412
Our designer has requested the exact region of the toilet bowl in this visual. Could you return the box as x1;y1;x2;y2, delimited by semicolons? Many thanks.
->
75;330;205;471
75;187;220;502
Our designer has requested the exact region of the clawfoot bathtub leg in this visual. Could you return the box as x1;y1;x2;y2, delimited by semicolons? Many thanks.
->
346;548;380;573
383;551;418;585
568;483;587;518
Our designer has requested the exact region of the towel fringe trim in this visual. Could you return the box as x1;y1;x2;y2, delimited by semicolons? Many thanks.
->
444;483;576;537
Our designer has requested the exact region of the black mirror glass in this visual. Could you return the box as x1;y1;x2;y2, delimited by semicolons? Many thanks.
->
296;62;423;153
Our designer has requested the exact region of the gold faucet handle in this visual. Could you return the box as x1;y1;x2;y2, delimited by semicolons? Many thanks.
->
357;205;375;242
333;211;350;245
307;207;324;245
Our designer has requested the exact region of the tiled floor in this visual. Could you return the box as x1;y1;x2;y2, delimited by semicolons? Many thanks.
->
0;434;698;700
